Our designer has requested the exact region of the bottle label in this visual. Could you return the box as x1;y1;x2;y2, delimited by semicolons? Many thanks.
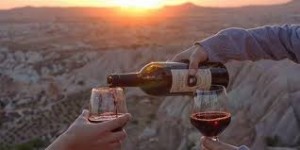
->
170;69;211;93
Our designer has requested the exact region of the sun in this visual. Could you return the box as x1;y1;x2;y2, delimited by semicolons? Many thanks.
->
114;0;162;9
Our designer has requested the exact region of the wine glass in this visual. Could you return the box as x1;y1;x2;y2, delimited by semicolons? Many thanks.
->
190;85;231;141
88;87;128;131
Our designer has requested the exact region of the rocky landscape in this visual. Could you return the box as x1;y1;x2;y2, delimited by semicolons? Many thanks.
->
0;1;300;149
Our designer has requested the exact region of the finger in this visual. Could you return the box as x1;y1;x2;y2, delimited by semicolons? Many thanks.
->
89;141;121;150
188;50;202;76
188;45;208;75
200;137;209;150
111;129;127;143
95;113;132;132
171;49;192;62
100;130;127;143
201;144;210;150
109;141;122;150
201;137;211;150
203;137;237;150
94;137;123;150
203;137;223;150
78;109;89;121
200;136;205;144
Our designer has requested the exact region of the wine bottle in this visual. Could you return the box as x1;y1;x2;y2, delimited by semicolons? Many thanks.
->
107;61;229;96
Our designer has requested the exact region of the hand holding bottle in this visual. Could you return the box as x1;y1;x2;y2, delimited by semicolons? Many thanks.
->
171;44;209;76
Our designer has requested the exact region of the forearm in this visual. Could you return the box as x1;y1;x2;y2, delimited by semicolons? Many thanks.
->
46;133;71;150
198;25;300;63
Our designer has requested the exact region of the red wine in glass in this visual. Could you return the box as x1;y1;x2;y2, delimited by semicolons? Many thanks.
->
190;111;231;137
191;85;230;141
89;112;126;132
88;87;128;132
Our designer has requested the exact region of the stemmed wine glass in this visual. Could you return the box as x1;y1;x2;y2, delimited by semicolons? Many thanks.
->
190;85;231;142
88;87;128;131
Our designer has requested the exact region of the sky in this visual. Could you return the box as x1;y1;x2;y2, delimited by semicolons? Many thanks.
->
0;0;291;10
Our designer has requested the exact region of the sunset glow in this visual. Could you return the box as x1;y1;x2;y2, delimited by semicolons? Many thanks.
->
0;0;292;10
113;0;162;9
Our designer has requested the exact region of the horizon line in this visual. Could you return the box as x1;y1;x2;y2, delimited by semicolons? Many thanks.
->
0;1;293;11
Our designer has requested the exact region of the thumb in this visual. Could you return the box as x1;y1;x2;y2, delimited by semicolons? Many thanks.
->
188;52;201;76
80;109;90;119
188;45;208;76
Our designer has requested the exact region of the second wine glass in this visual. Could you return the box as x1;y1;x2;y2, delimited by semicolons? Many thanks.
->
190;85;231;141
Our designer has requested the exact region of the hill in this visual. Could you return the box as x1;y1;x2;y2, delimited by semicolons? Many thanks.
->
0;1;299;21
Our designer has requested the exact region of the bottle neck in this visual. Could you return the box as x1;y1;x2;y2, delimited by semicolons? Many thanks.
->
107;73;141;87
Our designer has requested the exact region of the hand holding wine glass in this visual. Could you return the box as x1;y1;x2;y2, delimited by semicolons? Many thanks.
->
46;87;131;150
46;109;131;150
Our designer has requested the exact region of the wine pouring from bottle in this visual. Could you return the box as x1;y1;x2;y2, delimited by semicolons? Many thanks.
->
107;61;229;96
